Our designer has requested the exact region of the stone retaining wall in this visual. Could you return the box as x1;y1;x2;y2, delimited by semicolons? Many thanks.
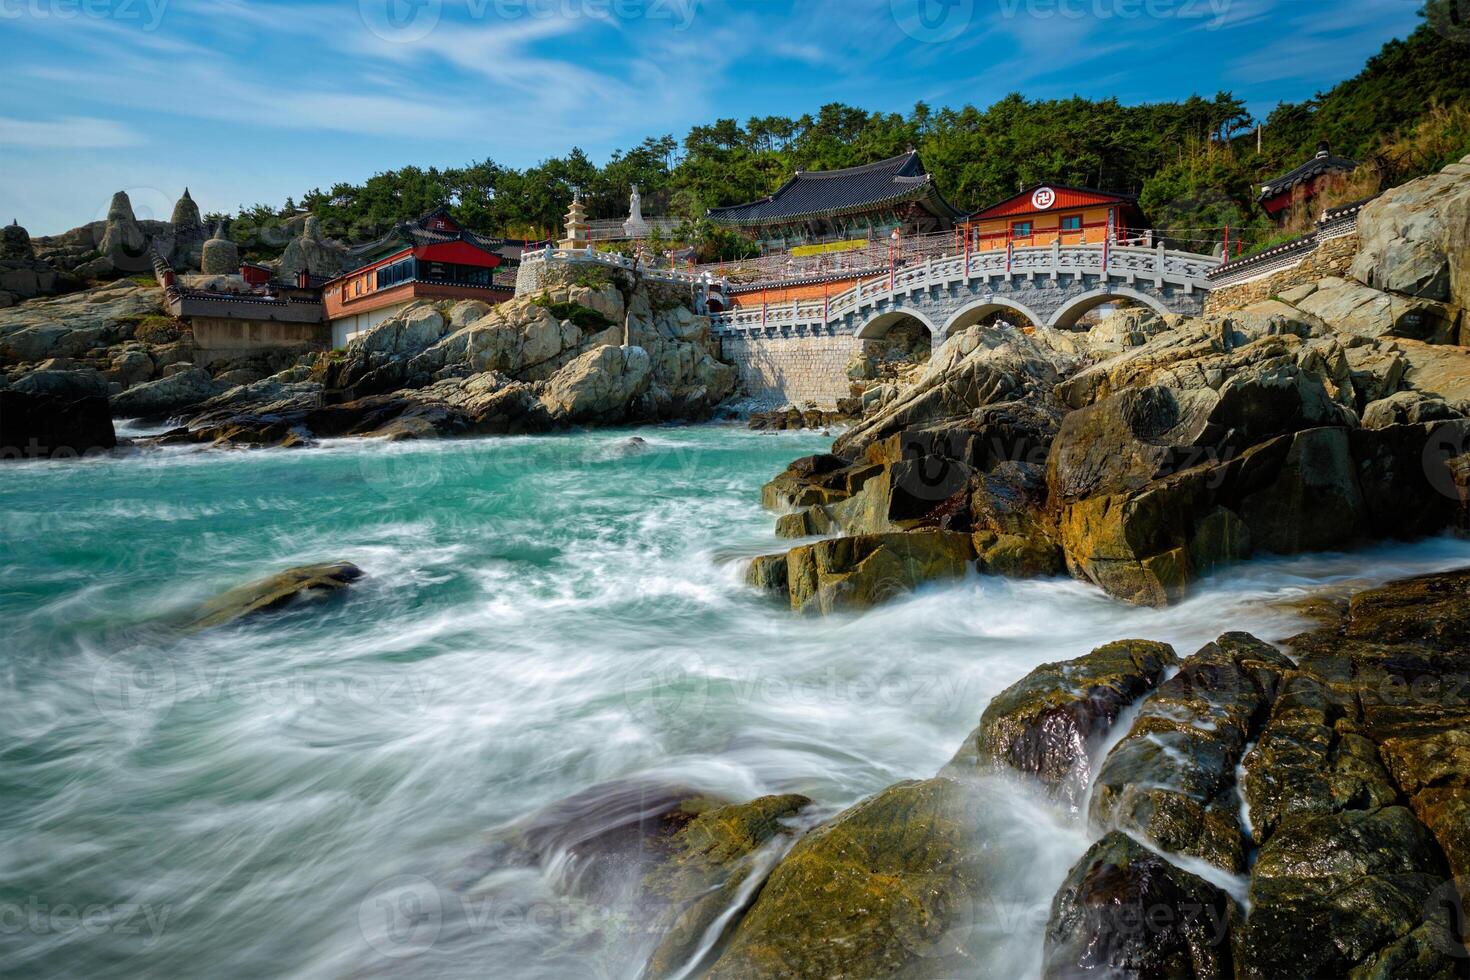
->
718;331;861;408
1204;233;1359;314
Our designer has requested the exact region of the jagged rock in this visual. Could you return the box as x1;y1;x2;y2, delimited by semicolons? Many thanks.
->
948;639;1177;809
784;530;975;614
354;303;447;354
0;280;163;362
0;389;115;459
10;367;110;400
1352;152;1470;310
833;324;1068;457
1397;338;1470;404
1362;389;1461;428
744;554;789;596
185;561;363;630
1286;275;1454;341
1090;633;1294;872
106;348;155;387
491;779;720;905
1043;831;1237;980
110;366;224;419
539;345;652;423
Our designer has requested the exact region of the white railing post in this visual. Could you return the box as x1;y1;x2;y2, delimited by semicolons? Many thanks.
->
1154;242;1166;288
1050;239;1061;280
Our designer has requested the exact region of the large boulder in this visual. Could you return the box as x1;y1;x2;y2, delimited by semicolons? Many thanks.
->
948;639;1177;809
0;389;115;459
353;303;447;355
109;366;224;419
834;324;1068;457
9;367;110;401
1352;152;1470;311
1285;276;1455;341
538;345;652;423
704;778;996;979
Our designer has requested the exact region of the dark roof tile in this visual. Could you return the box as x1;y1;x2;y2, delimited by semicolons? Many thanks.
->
708;151;962;226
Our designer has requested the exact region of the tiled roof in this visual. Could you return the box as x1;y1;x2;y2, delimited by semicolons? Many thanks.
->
707;151;962;227
1260;143;1358;201
345;206;511;266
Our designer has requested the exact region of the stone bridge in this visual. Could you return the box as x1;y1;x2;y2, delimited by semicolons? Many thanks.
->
710;242;1220;407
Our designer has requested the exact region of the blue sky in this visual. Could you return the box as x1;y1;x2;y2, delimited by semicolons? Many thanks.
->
0;0;1425;234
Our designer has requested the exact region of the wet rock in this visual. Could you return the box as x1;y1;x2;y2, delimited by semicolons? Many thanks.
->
1237;807;1456;978
0;389;115;459
744;554;788;596
1090;633;1294;873
784;530;975;614
705;778;995;980
1043;831;1236;980
185;561;363;630
495;779;721;905
641;794;811;979
949;639;1177;809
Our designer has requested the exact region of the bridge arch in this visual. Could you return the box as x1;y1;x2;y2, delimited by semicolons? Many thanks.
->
942;298;1045;336
855;309;943;340
1046;286;1173;330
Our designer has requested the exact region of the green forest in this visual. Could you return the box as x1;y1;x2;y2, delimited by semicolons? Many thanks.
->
228;0;1470;259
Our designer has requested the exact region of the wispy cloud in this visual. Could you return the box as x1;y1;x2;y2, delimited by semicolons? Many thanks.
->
0;116;144;148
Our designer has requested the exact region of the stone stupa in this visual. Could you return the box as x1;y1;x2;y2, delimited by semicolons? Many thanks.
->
200;221;240;275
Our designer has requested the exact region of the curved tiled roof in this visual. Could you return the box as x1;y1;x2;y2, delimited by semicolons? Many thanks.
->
708;151;963;227
1260;143;1358;201
345;206;511;266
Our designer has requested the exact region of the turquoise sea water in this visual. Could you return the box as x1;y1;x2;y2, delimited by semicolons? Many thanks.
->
4;425;1470;978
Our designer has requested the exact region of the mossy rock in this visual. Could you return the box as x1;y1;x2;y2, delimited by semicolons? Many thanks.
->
641;794;811;978
705;778;996;979
184;561;362;630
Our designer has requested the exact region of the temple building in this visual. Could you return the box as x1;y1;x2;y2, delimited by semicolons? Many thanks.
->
1258;141;1359;221
959;185;1149;250
322;207;514;347
707;150;963;252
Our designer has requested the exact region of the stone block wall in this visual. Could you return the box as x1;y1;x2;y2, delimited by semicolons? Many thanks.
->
718;331;862;408
1204;233;1359;314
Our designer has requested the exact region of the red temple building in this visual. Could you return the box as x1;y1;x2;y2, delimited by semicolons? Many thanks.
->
959;185;1149;250
322;207;514;347
1258;142;1359;221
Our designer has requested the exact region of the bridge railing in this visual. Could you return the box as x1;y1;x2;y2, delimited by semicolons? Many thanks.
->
709;242;1221;332
520;244;717;289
